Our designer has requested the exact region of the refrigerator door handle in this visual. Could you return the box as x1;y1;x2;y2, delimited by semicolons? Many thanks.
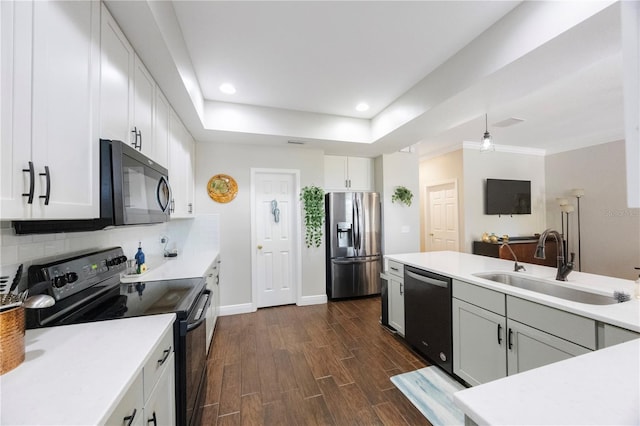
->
332;257;379;265
354;195;361;251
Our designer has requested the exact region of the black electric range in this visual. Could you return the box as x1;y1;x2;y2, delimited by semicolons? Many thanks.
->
25;247;209;426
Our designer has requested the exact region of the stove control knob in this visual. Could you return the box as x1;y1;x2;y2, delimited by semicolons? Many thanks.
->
65;272;78;283
53;275;68;288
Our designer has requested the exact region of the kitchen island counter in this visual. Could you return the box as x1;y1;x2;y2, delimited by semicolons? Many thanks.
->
0;314;175;425
385;251;640;425
453;338;640;425
385;251;640;332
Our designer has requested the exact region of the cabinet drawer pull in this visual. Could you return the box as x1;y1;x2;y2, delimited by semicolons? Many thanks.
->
157;346;171;365
124;408;137;426
399;283;403;295
147;411;157;426
390;267;399;272
22;161;35;204
497;324;502;345
39;166;51;205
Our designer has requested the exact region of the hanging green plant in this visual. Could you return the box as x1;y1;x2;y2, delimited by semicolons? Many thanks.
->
392;186;413;206
300;185;325;248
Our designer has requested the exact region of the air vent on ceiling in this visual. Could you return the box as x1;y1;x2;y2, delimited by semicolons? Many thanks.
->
493;117;525;128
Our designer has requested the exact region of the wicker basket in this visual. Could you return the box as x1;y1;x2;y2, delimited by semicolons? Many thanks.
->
0;306;25;375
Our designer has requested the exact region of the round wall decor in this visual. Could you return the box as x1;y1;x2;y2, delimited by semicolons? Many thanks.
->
207;174;238;203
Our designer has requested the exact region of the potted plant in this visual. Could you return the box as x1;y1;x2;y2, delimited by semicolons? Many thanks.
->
392;186;413;206
300;185;325;248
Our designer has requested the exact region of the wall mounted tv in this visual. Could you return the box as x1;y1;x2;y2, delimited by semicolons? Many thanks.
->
485;179;531;215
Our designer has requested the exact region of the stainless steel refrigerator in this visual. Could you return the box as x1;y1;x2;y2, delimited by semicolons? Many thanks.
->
325;192;382;299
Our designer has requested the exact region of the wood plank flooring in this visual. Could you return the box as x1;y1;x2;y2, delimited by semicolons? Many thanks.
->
199;296;431;425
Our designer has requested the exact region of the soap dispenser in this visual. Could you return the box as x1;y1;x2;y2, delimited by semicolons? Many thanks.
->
134;242;146;274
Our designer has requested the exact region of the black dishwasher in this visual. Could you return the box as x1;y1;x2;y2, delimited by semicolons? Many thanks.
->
404;265;453;374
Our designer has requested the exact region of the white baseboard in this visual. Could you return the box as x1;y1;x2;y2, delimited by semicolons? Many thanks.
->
219;295;327;317
298;294;327;306
219;303;254;316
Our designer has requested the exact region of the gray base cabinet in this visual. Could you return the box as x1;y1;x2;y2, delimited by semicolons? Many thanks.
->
507;319;590;375
452;298;506;386
452;279;595;386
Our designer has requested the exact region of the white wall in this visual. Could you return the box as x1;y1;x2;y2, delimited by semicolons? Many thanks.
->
378;151;421;255
193;141;325;308
545;140;640;280
462;147;546;252
0;216;219;282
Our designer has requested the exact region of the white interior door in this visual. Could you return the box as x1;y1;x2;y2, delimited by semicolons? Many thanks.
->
426;181;459;251
252;170;299;308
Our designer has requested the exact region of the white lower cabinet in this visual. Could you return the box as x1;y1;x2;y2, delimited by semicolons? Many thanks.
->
144;354;176;426
205;255;221;352
104;324;175;425
452;279;595;386
105;372;144;426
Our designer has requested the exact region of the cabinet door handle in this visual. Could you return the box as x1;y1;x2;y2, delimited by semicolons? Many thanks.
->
39;166;51;205
147;411;157;426
157;346;171;366
170;198;175;213
137;129;142;151
497;324;502;345
508;328;513;350
188;202;193;214
399;283;403;295
124;408;137;426
131;127;142;150
22;161;35;204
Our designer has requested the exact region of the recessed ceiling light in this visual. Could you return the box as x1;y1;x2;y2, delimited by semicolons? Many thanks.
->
219;83;236;95
356;102;370;112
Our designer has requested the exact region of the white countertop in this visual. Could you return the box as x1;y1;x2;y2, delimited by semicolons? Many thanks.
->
453;339;640;425
385;251;640;425
0;314;175;425
120;249;219;283
386;251;640;332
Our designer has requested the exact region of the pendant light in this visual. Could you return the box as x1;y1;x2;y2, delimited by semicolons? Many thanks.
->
480;113;495;152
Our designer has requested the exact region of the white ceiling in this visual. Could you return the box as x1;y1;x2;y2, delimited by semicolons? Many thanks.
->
173;1;520;119
105;1;624;158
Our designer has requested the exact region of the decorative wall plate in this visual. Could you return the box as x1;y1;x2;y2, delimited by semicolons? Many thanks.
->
207;174;238;203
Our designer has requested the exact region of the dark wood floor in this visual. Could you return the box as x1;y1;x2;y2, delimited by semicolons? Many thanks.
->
198;296;432;425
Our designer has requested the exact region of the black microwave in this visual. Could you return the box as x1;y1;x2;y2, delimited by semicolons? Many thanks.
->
100;139;171;226
12;140;170;234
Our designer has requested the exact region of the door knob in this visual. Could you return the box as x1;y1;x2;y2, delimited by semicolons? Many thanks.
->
257;245;263;250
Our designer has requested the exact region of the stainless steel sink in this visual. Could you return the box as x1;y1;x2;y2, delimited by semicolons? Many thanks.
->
473;272;622;305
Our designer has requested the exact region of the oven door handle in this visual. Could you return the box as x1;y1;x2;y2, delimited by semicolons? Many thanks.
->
187;290;211;332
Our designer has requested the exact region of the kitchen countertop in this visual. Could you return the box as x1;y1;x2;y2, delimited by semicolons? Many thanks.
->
385;251;640;425
386;251;640;332
453;339;640;425
120;249;219;283
0;314;175;425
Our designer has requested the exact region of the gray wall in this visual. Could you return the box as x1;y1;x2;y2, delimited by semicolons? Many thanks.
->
545;140;640;279
194;141;325;307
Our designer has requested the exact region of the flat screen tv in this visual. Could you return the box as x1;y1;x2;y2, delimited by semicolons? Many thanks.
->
485;179;531;215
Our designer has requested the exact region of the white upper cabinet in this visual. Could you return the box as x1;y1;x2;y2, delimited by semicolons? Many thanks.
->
99;5;167;168
99;4;133;144
1;0;100;220
324;155;373;192
153;89;170;169
168;109;195;218
132;56;154;159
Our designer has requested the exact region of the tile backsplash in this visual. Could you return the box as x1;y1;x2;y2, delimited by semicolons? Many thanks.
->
0;214;219;273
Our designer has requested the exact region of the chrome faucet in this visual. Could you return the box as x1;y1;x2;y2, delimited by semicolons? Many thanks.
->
534;229;574;281
501;243;526;272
